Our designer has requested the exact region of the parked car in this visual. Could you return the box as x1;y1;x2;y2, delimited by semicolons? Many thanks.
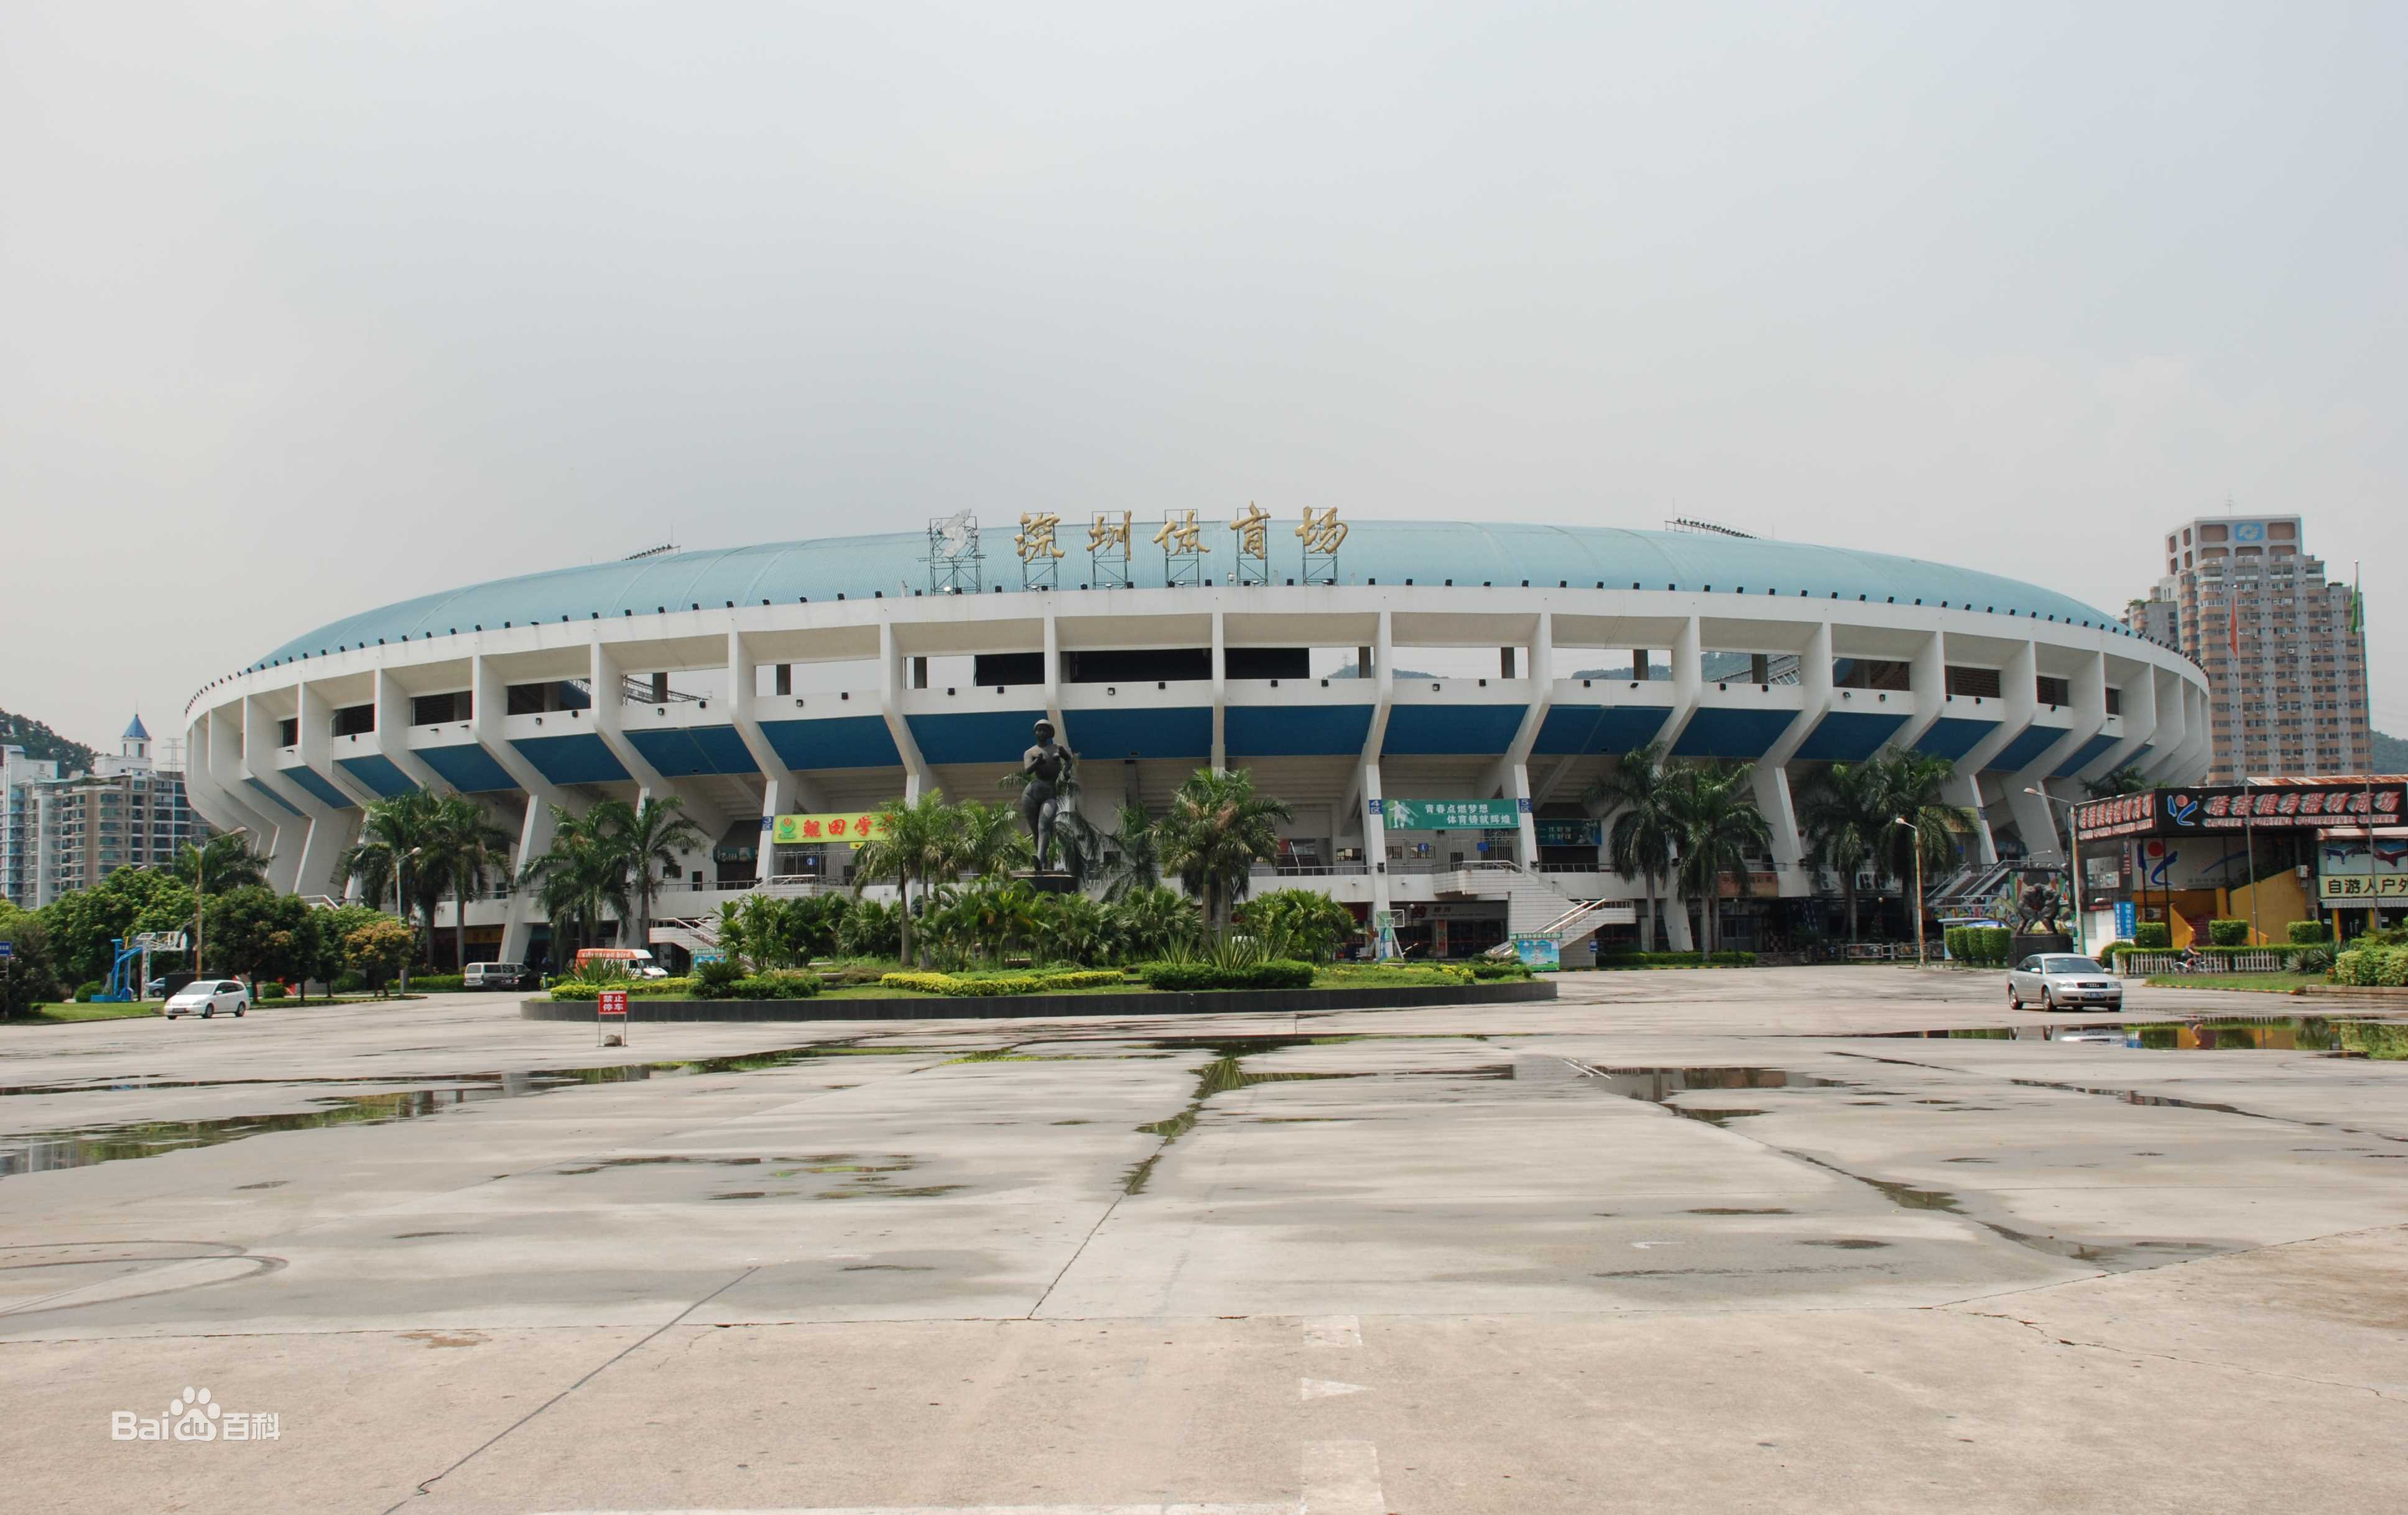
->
145;976;167;998
570;947;670;980
462;961;538;991
2007;955;2122;1012
164;979;251;1019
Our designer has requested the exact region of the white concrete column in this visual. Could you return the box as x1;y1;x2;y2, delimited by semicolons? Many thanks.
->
1656;615;1706;751
1888;628;1949;754
728;631;826;883
471;654;577;962
589;639;729;834
188;705;280;861
372;669;450;795
1360;761;1392;952
2020;647;2108;789
2082;654;2159;786
239;694;313;894
876;619;932;801
1042;609;1066;740
297;682;377;809
1339;611;1396;825
502;799;557;967
1753;621;1830;892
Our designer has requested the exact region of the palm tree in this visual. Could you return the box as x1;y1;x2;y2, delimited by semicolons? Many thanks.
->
1878;752;1976;920
1155;767;1293;934
177;833;270;894
426;796;513;973
1108;885;1202;960
2084;764;2149;800
1585;743;1678;952
608;796;707;960
1660;761;1772;953
1798;759;1888;940
1102;802;1160;900
517;806;630;960
852;792;961;968
339;791;448;962
952;799;1032;881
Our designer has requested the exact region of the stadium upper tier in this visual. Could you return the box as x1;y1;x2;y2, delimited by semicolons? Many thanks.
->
243;521;2136;672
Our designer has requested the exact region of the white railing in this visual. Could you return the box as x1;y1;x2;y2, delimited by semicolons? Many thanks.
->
2115;948;2291;977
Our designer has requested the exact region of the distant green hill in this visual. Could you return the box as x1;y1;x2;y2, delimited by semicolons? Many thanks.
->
0;709;97;773
2372;730;2407;772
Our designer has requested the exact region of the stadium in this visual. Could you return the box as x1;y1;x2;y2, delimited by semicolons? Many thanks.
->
180;516;2212;968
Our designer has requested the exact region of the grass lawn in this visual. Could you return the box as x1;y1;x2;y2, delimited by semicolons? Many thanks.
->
11;1001;162;1024
2142;971;2325;994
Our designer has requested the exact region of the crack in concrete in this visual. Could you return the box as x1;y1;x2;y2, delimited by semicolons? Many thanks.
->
1957;1307;2399;1403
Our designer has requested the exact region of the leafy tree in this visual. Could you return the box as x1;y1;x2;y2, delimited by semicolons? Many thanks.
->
342;916;417;993
38;866;195;986
0;900;62;1016
1238;888;1359;962
1155;768;1292;934
308;903;389;995
205;886;317;988
1585;743;1677;952
852;792;961;968
1660;761;1772;953
600;796;706;964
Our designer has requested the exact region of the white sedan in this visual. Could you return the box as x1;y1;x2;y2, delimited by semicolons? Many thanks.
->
164;979;251;1019
2006;955;2123;1012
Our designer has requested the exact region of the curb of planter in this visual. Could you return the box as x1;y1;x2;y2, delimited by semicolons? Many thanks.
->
520;979;1558;1021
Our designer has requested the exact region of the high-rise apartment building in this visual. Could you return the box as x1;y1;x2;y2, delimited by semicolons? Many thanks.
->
2125;516;2371;782
0;716;211;907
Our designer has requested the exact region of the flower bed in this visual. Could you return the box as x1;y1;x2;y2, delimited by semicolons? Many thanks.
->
879;970;1127;997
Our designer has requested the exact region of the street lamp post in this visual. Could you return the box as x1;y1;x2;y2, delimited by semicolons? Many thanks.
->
1892;816;1927;968
2024;787;2086;957
193;827;249;980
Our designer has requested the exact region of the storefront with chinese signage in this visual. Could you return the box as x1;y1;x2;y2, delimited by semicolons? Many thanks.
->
2318;833;2408;911
769;810;892;879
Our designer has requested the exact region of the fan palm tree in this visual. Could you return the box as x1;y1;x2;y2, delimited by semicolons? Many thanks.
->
1155;767;1293;934
1101;802;1160;900
606;795;708;959
1798;758;1888;940
1660;761;1772;953
852;792;961;968
1584;743;1678;952
516;805;630;958
427;795;514;973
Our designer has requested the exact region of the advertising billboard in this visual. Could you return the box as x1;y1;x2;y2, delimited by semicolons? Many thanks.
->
2077;783;2403;841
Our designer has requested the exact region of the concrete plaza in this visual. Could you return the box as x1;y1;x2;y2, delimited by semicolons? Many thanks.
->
2;968;2403;1513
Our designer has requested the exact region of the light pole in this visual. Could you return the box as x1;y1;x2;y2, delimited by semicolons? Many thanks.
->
1892;815;1927;967
2024;787;2086;957
193;827;248;980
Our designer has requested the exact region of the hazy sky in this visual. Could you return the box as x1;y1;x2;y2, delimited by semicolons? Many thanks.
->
5;2;2402;753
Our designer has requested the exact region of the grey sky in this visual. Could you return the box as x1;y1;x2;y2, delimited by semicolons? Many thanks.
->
4;2;2401;753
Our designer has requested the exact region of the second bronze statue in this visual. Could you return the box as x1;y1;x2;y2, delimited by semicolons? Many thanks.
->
1018;720;1074;873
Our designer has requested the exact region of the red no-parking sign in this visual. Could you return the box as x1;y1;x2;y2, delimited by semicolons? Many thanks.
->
595;986;630;1045
597;988;628;1017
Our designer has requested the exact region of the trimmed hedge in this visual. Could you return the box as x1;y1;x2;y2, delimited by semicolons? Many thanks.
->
405;974;466;993
551;976;699;1001
2207;919;2250;947
2287;920;2329;947
257;982;288;1000
881;970;1128;997
1943;927;2014;968
1593;949;1759;970
1134;959;1315;991
2334;945;2408;988
2134;922;2172;950
1467;958;1535;981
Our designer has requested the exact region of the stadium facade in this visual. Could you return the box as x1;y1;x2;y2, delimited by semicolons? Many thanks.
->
180;517;2211;965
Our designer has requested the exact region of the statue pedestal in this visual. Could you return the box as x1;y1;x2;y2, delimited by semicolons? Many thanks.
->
2011;932;2074;961
1013;871;1079;896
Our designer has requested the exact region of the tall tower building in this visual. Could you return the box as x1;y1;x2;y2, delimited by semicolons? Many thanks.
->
2125;516;2372;782
10;715;213;907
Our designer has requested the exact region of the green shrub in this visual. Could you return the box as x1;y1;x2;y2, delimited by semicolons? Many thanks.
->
549;976;698;1001
1706;949;1758;966
2134;922;2172;950
1467;958;1533;980
729;972;822;999
2335;945;2408;988
879;969;1123;997
404;973;465;993
73;982;100;1003
1130;959;1312;991
257;982;288;1000
2287;920;2330;947
2291;945;2336;975
2207;919;2249;947
692;958;747;999
331;971;366;994
1136;960;1223;991
1943;927;1966;962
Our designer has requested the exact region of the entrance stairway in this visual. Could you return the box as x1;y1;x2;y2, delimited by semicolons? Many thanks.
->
1438;863;1634;966
649;917;720;954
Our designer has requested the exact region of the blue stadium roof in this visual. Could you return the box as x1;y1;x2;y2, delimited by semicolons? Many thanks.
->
244;520;2132;672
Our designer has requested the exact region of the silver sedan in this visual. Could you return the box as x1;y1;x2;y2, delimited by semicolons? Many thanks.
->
2007;955;2123;1012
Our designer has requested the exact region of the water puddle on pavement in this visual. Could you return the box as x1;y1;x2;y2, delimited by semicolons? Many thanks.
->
0;1043;958;1178
1850;1018;2408;1057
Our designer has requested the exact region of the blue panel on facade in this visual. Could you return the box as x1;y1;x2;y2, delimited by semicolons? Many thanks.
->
1914;716;1998;761
1225;703;1373;757
1530;703;1678;756
625;723;760;777
758;716;902;771
1792;710;1908;762
511;733;631;785
1670;707;1795;759
1591;705;1677;754
1381;703;1527;756
243;775;304;815
1058;707;1212;760
335;753;418;798
278;764;354;810
905;710;1049;767
1986;723;2068;774
2051;732;2121;779
415;741;520;794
